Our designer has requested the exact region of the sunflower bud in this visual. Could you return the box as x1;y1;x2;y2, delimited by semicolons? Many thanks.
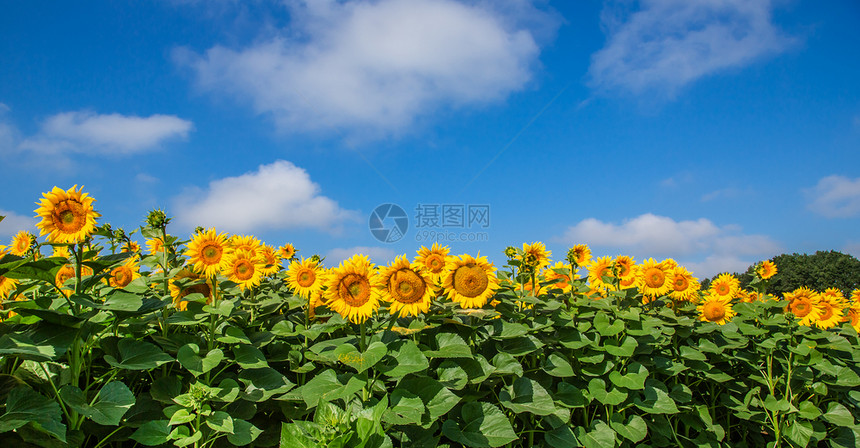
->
504;246;518;259
310;254;321;265
146;209;170;229
194;226;204;235
112;228;126;241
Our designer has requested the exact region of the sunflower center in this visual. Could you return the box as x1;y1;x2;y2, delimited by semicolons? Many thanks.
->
703;302;726;322
297;269;316;288
819;303;834;321
673;276;689;291
453;264;489;298
390;269;426;304
426;254;445;273
340;274;371;307
715;284;730;296
644;268;664;288
617;263;631;277
849;310;859;327
54;202;86;232
791;298;812;317
234;260;254;281
112;267;132;287
201;244;222;264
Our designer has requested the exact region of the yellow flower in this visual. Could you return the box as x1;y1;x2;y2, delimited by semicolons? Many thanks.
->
107;259;141;288
122;240;141;255
286;258;324;299
784;287;822;326
845;305;860;332
229;235;262;258
55;263;93;294
169;269;213;311
414;243;450;283
521;242;551;271
278;243;296;262
669;266;700;302
587;256;616;292
146;237;165;255
185;228;231;278
9;231;33;256
379;256;434;318
851;288;860;304
568;244;592;266
0;275;18;299
543;261;572;293
51;245;70;259
618;263;642;290
221;252;265;291
816;288;846;330
442;254;500;309
258;244;281;277
34;185;100;244
757;260;777;279
324;254;380;324
709;273;740;300
639;258;673;299
697;293;735;325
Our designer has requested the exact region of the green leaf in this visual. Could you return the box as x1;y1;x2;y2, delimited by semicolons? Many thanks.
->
603;336;637;357
680;346;707;361
218;326;252;344
593;312;624;336
634;379;679;414
490;320;530;339
496;335;544;356
293;369;365;408
168;409;195;425
377;340;429;378
491;353;523;377
280;422;325;448
59;381;135;426
424;332;472;358
226;419;261;446
177;344;224;377
499;377;557;416
545;425;579;448
441;402;517;447
555;382;588;408
0;386;66;442
131;419;172;446
579;420;617;448
384;389;424;425
608;362;648;390
104;338;173;370
335;341;387;373
797;401;821;420
784;419;814;447
205;411;234;433
238;367;294;402
824;403;856;427
232;344;269;369
0;324;77;361
609;414;647;443
399;375;460;425
587;378;627;406
542;352;575;377
437;361;469;390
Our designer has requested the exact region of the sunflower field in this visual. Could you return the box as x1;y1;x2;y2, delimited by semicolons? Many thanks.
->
1;186;860;448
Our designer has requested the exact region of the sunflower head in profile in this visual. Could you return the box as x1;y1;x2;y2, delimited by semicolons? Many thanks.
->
379;256;434;318
0;275;18;299
324;254;380;324
278;243;296;263
54;263;94;295
668;266;700;302
122;240;141;255
784;287;822;326
639;258;673;299
442;253;500;309
51;245;71;259
816;287;846;329
587;256;616;292
185;228;231;278
543;261;572;293
286;257;324;299
10;231;34;256
415;243;450;283
845;305;860;332
229;235;262;259
852;288;860;304
709;273;740;300
107;259;141;289
258;244;281;277
567;244;592;268
697;293;735;325
221;252;265;291
34;185;100;244
146;237;165;255
169;268;213;311
757;260;777;280
521;242;551;272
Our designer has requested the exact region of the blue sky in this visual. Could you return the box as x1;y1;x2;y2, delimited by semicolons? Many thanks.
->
1;0;859;277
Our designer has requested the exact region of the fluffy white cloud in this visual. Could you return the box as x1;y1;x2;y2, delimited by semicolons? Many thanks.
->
325;246;396;266
19;111;193;155
176;0;547;136
0;210;37;240
173;160;356;233
806;175;860;218
589;0;793;96
557;213;782;276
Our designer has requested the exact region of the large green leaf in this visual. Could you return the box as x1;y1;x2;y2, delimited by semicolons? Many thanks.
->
824;403;856;427
496;335;544;356
603;336;637;357
398;375;460;425
609;414;647;443
634;379;679;414
578;420;617;448
291;369;365;408
238;367;294;402
542;352;575;377
0;386;66;442
608;362;648;390
441;402;517;448
377;339;429;378
334;341;387;373
58;381;135;426
0;324;77;361
587;378;627;406
232;344;269;369
384;388;424;426
423;332;472;358
177;343;224;377
499;377;557;416
545;425;579;448
104;338;174;370
130;419;171;446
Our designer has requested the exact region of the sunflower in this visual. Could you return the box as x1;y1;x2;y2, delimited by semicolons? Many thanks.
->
258;244;281;277
852;289;860;304
34;185;100;244
169;269;213;311
543;261;572;293
122;240;141;255
146;237;165;255
415;243;450;283
587;256;616;291
107;259;141;288
308;288;327;319
10;231;33;256
442;254;500;309
378;256;434;317
521;242;551;271
51;245;70;259
757;260;777;279
709;273;740;300
185;228;231;278
568;244;592;267
221;252;265;291
697;293;735;325
816;287;846;330
229;235;262;258
0;246;7;258
0;275;18;299
324;254;380;324
286;258;324;299
845;305;860;332
55;263;93;293
784;287;822;326
639;258;673;299
278;243;296;262
669;266;700;302
618;263;642;290
737;290;757;303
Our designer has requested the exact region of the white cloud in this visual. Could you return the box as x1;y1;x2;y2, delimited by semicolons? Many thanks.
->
173;160;357;233
325;246;396;267
557;213;782;277
19;111;193;155
176;0;548;136
684;254;754;278
589;0;794;96
0;210;37;240
806;175;860;218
